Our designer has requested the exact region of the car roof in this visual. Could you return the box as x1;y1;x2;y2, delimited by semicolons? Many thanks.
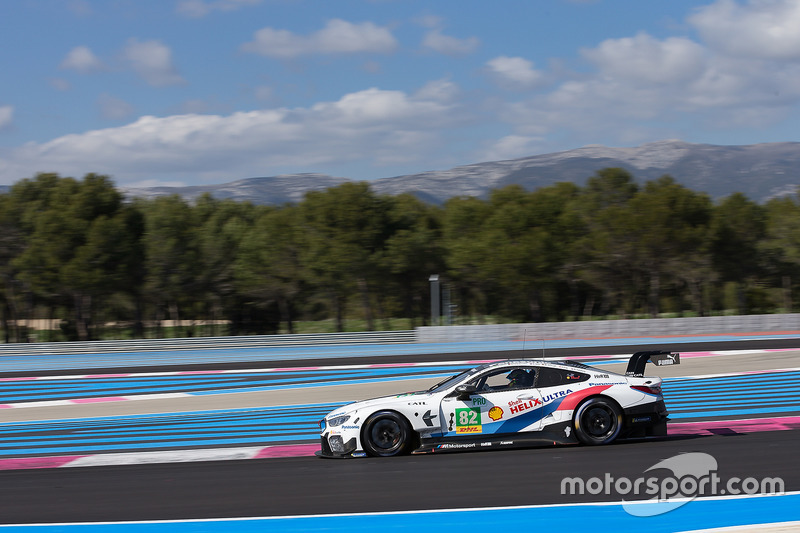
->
478;358;604;373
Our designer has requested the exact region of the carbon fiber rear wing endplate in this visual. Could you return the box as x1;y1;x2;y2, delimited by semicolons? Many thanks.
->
625;351;681;377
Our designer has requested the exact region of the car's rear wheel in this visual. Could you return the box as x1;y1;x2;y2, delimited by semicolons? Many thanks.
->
362;411;414;457
573;397;622;445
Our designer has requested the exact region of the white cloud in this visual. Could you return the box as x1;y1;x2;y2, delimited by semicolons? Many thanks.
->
582;33;707;85
308;87;459;128
0;106;13;130
486;4;800;151
486;56;546;89
478;135;547;162
414;79;460;103
422;29;479;55
690;0;800;60
241;19;398;58
571;28;800;114
176;0;262;18
123;39;185;87
98;94;134;121
0;87;461;185
60;46;104;73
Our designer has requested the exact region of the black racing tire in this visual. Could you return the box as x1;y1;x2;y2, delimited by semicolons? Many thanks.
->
573;397;623;445
361;411;414;457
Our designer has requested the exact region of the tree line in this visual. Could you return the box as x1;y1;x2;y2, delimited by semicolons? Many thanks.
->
1;169;799;342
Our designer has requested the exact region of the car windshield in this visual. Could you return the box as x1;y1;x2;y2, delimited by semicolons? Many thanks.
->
426;364;491;393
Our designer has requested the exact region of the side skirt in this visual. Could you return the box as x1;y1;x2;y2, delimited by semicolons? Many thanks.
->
412;421;579;454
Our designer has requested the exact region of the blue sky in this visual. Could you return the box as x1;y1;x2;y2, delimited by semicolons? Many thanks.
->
1;0;800;189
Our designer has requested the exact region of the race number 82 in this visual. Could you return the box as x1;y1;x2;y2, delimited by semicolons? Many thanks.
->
456;407;480;427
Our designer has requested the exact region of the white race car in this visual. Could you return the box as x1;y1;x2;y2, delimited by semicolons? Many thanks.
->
317;351;679;457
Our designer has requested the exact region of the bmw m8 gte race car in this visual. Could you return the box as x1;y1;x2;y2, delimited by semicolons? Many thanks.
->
317;350;679;458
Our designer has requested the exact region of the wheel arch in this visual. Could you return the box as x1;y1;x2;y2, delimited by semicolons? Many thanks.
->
360;409;419;457
359;409;414;440
572;394;624;445
574;394;624;417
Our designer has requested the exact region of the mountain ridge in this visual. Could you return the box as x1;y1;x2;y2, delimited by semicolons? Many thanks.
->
12;140;800;204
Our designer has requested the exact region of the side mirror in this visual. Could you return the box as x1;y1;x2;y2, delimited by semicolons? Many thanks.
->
455;384;478;400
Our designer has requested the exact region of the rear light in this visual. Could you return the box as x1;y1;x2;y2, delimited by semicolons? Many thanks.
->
631;384;662;395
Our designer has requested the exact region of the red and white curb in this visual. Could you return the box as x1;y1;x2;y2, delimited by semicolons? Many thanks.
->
668;415;800;436
1;415;799;472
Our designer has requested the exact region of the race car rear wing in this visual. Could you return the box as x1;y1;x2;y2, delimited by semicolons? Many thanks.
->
625;350;680;377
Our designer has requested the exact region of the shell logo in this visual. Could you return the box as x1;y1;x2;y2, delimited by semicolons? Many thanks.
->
488;406;503;421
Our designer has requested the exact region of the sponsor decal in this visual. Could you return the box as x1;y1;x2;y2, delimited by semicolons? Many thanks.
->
564;426;572;437
341;425;359;430
542;389;573;404
508;398;542;414
421;410;438;427
556;385;612;412
488;406;503;421
632;416;652;423
480;442;492;447
437;443;476;449
499;441;514;446
472;396;486;406
455;407;482;434
595;374;610;378
655;353;680;366
408;401;427;406
566;373;582;380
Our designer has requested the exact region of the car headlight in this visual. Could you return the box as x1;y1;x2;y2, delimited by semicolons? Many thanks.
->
327;414;351;427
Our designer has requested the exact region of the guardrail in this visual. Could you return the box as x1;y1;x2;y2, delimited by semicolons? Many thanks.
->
0;331;416;357
417;313;800;343
2;313;799;357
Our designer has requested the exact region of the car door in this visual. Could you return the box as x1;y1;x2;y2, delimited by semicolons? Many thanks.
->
439;365;544;437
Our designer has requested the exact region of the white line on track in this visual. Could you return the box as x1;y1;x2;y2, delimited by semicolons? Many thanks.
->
1;491;797;528
0;350;793;409
3;349;794;383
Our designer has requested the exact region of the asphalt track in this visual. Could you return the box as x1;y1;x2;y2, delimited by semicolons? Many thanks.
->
0;336;798;529
0;428;796;524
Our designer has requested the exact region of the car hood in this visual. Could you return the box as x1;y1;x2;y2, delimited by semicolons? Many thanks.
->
328;390;432;417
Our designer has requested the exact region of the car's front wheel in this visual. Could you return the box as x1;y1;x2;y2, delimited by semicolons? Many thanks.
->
361;411;414;457
573;397;622;445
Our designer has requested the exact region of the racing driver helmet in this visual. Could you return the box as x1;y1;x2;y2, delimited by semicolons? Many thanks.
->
507;368;532;388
